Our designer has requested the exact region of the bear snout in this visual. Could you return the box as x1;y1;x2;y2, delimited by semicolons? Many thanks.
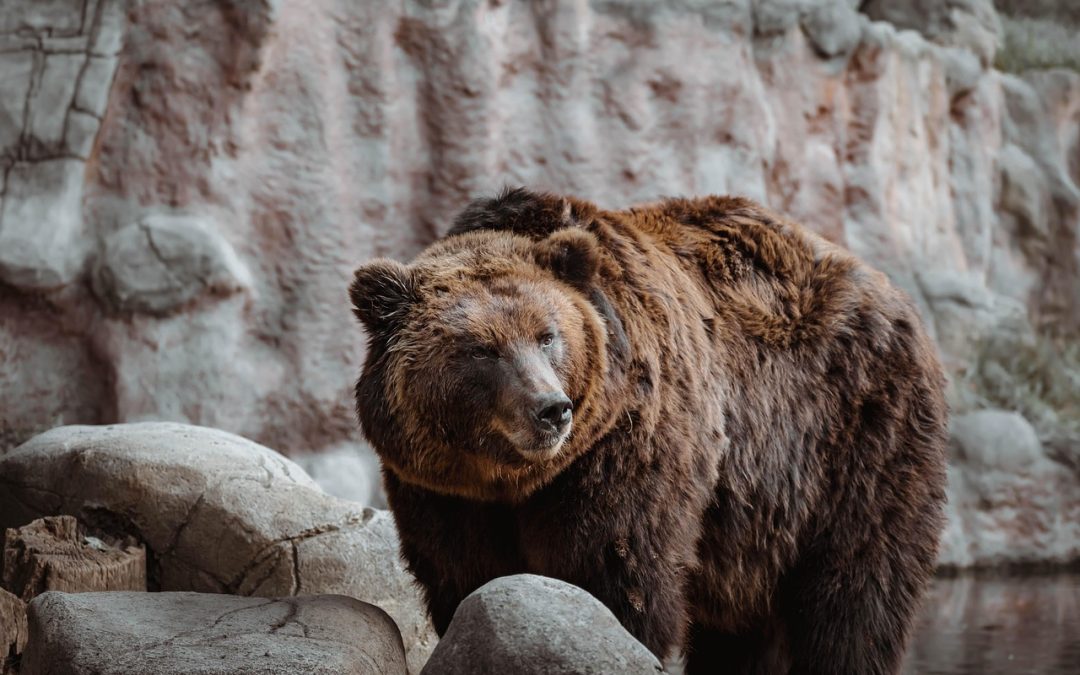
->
533;392;573;434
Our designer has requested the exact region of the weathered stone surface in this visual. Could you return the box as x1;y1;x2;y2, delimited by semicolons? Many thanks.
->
752;0;805;37
0;0;1076;569
0;288;114;453
2;515;146;602
0;0;84;36
938;410;1080;568
801;1;862;58
0;51;34;154
89;0;127;56
0;588;27;674
91;213;253;315
0;160;88;290
423;575;664;675
27;53;84;147
861;0;1002;66
20;591;406;675
917;269;1027;369
74;56;118;116
0;423;436;673
63;110;101;159
0;0;121;294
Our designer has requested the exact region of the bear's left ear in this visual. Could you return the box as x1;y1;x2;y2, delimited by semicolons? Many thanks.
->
533;228;602;290
350;259;418;334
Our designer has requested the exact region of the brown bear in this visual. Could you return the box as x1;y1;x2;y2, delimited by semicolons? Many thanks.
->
350;188;948;675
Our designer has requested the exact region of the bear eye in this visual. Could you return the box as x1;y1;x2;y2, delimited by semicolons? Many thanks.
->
539;333;555;348
471;345;497;360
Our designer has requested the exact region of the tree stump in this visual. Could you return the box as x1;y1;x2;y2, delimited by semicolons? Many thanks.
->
1;588;26;675
2;516;146;603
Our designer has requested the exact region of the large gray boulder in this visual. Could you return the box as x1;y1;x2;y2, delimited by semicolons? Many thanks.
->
20;591;406;675
422;575;664;675
0;423;436;673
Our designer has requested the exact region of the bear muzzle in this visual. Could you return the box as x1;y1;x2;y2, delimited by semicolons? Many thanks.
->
534;391;573;434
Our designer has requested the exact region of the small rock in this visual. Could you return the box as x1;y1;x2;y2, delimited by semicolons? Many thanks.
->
940;45;982;97
951;409;1042;470
20;591;406;675
92;212;253;316
801;0;862;58
422;574;664;675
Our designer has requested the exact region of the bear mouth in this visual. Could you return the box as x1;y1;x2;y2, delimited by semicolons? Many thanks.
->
508;428;570;462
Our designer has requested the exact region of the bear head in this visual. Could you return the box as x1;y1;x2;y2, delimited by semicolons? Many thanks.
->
350;221;610;503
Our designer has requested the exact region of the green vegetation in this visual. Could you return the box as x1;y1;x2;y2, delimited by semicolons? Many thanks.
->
995;17;1080;73
958;330;1080;469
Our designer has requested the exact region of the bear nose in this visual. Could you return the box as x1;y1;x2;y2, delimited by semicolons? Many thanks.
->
534;392;573;431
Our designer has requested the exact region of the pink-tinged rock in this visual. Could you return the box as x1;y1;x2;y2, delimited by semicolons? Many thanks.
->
0;0;1076;569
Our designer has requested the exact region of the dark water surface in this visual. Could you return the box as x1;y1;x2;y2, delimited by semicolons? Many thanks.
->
902;573;1080;674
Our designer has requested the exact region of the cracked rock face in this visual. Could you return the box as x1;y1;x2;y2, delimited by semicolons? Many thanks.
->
20;591;407;675
422;574;664;675
0;423;436;674
0;0;123;290
0;1;1077;570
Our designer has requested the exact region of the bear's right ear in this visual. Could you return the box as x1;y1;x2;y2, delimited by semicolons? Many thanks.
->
350;260;417;334
533;228;602;290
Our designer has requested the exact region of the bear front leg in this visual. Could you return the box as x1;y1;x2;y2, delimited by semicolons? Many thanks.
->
516;460;710;661
684;619;791;675
384;472;524;635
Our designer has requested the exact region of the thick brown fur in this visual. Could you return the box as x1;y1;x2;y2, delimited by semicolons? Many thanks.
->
351;188;949;674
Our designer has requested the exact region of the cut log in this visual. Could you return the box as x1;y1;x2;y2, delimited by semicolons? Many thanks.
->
1;587;27;675
2;516;146;602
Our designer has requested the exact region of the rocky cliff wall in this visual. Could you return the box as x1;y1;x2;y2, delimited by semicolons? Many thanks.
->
1;0;1077;567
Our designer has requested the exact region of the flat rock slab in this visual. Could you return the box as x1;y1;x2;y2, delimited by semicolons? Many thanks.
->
422;574;664;675
20;591;407;675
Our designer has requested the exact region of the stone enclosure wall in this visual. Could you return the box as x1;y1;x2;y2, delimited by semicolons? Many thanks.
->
0;0;1077;568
